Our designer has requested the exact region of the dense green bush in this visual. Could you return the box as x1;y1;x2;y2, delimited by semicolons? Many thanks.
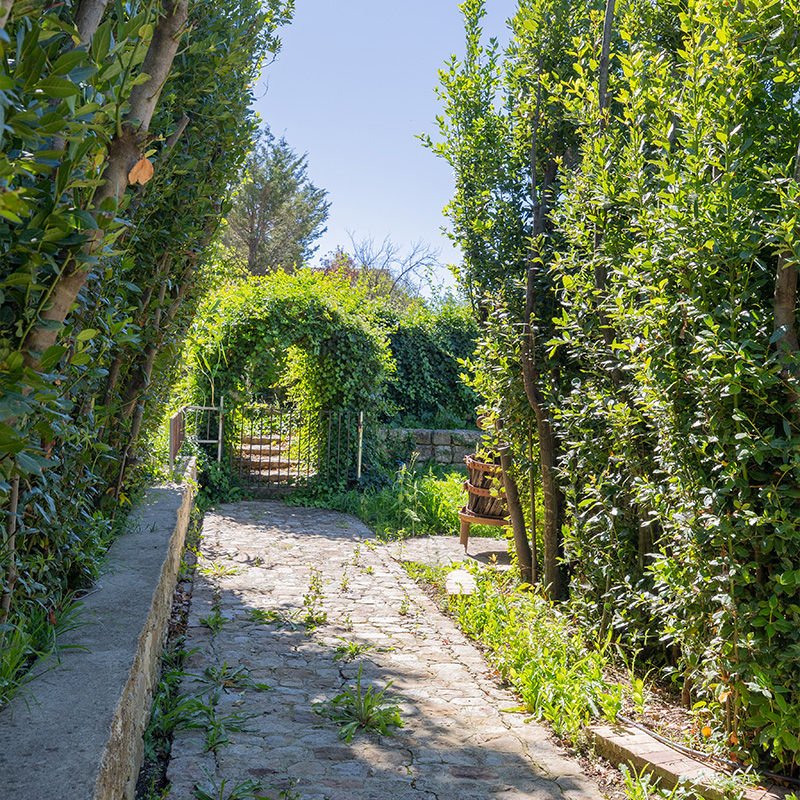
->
430;0;800;774
0;0;292;704
177;268;391;414
384;298;480;428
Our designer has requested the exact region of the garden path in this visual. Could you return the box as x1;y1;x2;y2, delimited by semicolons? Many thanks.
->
166;501;604;800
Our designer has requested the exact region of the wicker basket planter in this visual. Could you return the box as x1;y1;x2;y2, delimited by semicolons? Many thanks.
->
458;453;509;550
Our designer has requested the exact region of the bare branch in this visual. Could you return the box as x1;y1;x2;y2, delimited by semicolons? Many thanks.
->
346;232;441;300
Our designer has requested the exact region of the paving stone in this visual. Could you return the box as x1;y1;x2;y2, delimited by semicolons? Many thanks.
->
164;502;604;800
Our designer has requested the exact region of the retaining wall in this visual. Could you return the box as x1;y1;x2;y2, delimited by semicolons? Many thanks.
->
0;460;197;800
382;427;484;465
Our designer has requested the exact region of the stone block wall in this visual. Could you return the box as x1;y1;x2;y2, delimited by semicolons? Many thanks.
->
381;427;483;465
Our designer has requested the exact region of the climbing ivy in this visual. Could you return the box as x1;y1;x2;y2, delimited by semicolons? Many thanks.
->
383;297;479;429
177;268;392;414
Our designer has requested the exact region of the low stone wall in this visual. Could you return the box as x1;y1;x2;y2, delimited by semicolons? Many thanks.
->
384;427;483;465
0;459;197;800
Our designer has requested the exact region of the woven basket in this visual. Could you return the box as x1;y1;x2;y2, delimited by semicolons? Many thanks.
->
464;454;507;519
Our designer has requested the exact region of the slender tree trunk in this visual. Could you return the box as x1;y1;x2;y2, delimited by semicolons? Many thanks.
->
75;0;111;43
520;54;566;600
528;423;538;584
498;443;532;584
0;477;21;629
774;137;800;424
21;0;189;368
598;0;616;113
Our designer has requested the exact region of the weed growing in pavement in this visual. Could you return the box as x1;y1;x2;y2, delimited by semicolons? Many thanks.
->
196;662;271;698
199;607;226;634
138;776;170;800
246;607;305;631
302;566;327;629
200;588;229;634
332;637;375;662
198;560;240;578
351;544;361;565
143;642;207;762
193;768;300;800
339;570;350;592
314;663;403;742
361;565;374;576
202;706;255;752
398;589;411;616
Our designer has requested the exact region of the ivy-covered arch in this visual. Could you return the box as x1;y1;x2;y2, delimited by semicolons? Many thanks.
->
185;268;392;414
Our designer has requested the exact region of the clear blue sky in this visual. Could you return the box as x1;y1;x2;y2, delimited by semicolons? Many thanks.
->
251;1;517;291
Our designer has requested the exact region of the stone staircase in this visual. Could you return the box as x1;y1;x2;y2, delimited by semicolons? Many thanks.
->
234;434;312;486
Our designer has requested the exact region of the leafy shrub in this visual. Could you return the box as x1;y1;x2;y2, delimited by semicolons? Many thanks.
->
383;297;479;428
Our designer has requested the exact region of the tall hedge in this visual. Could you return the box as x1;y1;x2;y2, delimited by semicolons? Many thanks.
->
384;299;479;428
431;0;800;773
0;0;292;676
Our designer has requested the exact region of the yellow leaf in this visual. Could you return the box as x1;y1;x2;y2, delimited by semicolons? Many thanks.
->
128;157;154;185
702;726;712;738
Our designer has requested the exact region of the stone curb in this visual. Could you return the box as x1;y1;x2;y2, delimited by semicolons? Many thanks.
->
588;723;792;800
0;458;197;800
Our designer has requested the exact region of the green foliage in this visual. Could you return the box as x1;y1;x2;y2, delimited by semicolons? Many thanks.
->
0;596;83;709
178;268;391;414
314;662;404;743
332;637;375;662
408;563;621;741
0;0;293;696
430;0;800;774
195;450;243;513
384;296;480;428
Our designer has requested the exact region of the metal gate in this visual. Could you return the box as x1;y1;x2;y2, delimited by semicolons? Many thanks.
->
231;406;363;493
169;401;224;467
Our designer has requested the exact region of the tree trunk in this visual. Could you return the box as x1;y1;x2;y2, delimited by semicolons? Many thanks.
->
21;0;189;368
598;0;617;113
774;137;800;424
498;443;533;584
0;477;21;629
528;424;538;584
75;0;110;44
521;54;566;601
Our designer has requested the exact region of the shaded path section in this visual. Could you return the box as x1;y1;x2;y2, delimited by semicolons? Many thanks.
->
167;501;604;800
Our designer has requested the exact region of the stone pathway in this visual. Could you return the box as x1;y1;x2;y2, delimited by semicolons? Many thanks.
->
166;501;604;800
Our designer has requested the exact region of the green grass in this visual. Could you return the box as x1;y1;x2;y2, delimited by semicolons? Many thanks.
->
0;597;84;710
404;562;622;743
